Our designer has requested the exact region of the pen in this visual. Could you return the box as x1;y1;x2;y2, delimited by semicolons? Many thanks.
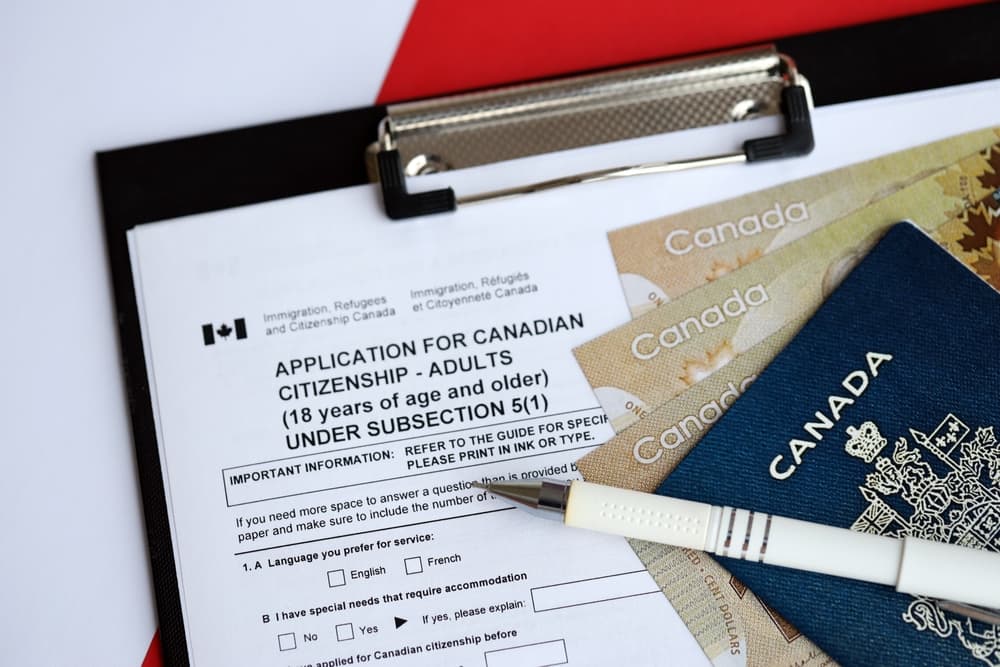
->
472;478;1000;618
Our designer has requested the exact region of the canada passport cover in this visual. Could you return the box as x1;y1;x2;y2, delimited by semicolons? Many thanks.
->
656;222;1000;666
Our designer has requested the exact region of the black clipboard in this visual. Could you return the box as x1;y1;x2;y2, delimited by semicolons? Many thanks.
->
97;4;1000;664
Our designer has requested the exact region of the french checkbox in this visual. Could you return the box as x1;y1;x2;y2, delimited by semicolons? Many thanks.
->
278;633;297;651
336;623;355;641
404;556;423;575
327;569;346;587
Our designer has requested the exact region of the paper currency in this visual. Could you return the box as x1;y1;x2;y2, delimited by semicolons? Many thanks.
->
575;142;1000;433
611;128;1000;319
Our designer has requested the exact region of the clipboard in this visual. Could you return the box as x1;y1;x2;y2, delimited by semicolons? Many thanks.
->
97;4;998;230
96;5;1000;665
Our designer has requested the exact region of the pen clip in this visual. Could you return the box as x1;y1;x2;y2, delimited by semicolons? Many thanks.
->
938;600;1000;625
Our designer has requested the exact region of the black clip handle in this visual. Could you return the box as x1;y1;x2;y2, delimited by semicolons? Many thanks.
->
743;85;814;162
376;149;456;220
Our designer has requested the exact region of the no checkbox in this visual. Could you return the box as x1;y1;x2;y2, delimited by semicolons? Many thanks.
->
277;633;297;651
336;623;355;641
404;557;423;575
327;569;346;587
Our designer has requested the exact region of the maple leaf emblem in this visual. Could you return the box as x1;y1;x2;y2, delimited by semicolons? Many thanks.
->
679;340;736;386
704;249;763;282
216;323;233;339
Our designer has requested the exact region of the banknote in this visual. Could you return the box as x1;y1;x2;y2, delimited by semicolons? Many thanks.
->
577;148;1000;667
578;343;787;493
610;128;1000;319
575;141;1000;433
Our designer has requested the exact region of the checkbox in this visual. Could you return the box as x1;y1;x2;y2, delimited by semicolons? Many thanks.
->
404;556;423;575
327;569;346;587
278;633;297;651
336;623;355;641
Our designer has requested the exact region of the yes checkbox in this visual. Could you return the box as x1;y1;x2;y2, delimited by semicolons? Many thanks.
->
336;623;354;641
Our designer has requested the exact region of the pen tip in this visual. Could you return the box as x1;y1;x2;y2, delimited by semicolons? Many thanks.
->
469;481;488;490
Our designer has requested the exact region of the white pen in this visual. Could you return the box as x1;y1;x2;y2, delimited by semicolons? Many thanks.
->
472;478;1000;620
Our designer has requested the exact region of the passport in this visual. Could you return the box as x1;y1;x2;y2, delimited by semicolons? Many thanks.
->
656;222;1000;666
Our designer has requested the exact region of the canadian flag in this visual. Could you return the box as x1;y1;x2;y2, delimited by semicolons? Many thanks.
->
201;318;247;345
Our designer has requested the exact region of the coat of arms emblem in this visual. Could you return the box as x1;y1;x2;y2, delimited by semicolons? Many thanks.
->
845;414;1000;664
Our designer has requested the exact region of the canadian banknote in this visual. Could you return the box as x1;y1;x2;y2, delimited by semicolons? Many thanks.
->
575;142;1000;667
611;127;1000;319
575;141;1000;433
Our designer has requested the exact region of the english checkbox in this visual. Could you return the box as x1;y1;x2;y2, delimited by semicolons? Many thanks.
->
327;569;346;587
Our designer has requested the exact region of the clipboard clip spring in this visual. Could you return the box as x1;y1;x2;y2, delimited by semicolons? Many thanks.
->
374;48;814;219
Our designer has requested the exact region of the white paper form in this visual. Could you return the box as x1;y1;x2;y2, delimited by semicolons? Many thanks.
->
129;183;715;666
128;79;1000;667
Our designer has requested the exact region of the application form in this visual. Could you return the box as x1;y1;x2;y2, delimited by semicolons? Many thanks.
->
128;184;711;666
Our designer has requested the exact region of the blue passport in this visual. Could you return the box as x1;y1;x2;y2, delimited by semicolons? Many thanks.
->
656;222;1000;666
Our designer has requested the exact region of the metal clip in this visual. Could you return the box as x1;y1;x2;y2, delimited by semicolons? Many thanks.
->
372;47;814;219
